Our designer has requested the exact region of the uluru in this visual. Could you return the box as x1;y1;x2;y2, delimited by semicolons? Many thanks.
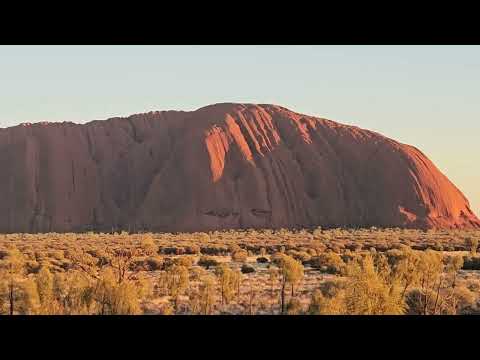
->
0;102;478;233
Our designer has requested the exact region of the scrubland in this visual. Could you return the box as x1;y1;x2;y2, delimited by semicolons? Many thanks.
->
0;227;479;315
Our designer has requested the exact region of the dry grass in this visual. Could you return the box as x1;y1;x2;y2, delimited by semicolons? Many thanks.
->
0;228;479;315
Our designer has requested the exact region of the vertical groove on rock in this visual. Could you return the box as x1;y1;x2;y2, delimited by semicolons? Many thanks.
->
71;160;76;193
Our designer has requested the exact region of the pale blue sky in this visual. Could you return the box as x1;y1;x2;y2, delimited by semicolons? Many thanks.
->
1;45;479;216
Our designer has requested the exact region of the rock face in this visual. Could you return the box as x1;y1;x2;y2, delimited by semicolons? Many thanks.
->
0;103;478;233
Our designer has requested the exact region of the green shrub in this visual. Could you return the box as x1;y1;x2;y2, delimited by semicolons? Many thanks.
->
0;249;9;260
256;257;269;264
309;253;346;274
185;245;201;255
146;256;164;271
463;256;480;270
198;256;219;269
241;264;255;274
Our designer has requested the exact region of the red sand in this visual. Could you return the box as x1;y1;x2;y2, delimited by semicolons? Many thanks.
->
0;103;478;233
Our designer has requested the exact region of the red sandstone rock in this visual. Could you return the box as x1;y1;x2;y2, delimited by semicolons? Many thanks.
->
0;103;478;233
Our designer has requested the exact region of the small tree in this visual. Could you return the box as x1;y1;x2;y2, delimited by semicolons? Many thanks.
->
199;275;216;315
92;267;141;315
232;269;242;300
444;255;464;314
55;271;94;315
93;268;116;315
53;272;68;313
275;254;304;314
247;280;257;315
467;238;479;256
416;250;444;315
165;265;189;312
36;266;56;314
108;244;140;285
187;288;201;315
344;254;405;315
390;245;421;300
215;264;236;306
268;267;278;314
140;235;158;256
0;247;26;315
18;278;41;315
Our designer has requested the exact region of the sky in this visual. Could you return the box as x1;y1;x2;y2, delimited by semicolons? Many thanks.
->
0;45;479;216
